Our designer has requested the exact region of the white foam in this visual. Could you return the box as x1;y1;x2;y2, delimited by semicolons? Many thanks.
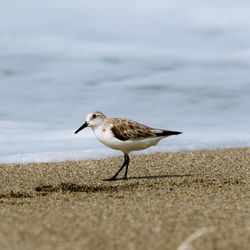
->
0;149;120;164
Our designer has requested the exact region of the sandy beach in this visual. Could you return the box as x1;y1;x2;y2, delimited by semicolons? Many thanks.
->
0;148;249;250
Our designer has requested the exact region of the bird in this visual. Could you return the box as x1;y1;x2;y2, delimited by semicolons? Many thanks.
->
74;111;182;181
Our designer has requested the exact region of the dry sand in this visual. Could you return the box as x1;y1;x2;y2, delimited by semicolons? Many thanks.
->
0;148;249;250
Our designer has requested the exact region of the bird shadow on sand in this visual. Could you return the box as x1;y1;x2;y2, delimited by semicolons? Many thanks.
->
128;174;195;180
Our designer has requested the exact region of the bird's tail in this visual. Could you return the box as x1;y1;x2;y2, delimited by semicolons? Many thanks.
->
154;130;183;137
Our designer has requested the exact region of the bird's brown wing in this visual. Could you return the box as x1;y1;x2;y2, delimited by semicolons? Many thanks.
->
107;118;156;141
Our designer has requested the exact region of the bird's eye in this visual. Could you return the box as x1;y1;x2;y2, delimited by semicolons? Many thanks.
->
92;114;97;119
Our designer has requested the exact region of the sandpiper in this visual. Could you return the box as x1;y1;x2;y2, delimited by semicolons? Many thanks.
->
75;111;182;181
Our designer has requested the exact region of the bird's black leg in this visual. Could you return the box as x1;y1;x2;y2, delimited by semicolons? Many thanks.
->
122;154;130;180
106;153;129;181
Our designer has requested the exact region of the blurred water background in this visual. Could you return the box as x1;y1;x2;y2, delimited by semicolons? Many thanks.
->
0;0;250;163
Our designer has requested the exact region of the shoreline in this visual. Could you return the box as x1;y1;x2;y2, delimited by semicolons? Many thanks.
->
0;147;249;249
0;145;248;165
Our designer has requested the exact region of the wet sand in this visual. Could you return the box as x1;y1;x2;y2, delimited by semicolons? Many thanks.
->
0;148;249;250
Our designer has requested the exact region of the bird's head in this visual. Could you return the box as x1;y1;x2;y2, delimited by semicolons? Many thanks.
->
74;111;107;134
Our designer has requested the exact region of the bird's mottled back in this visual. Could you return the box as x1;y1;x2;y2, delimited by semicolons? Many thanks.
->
104;118;156;141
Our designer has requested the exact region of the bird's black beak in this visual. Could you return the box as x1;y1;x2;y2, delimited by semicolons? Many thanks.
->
74;121;88;134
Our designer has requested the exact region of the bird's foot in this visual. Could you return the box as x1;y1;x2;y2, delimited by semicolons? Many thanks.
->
103;175;128;181
103;177;117;181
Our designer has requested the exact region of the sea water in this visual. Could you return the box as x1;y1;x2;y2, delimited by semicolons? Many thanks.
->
1;0;250;163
